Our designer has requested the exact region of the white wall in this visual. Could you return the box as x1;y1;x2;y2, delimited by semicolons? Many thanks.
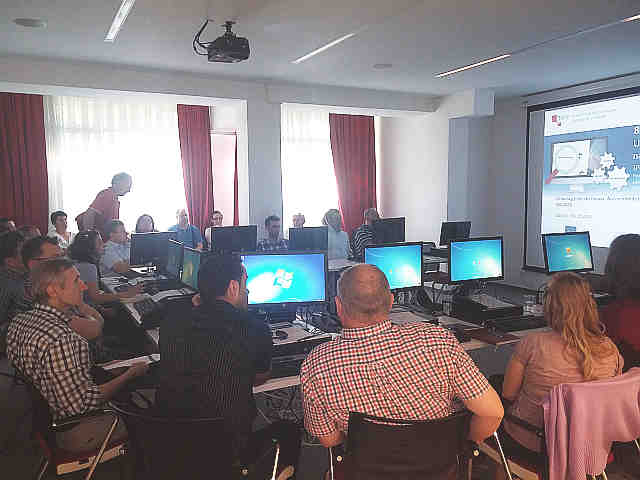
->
377;114;449;244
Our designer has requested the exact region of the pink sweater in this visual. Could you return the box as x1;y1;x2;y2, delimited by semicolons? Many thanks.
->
542;368;640;480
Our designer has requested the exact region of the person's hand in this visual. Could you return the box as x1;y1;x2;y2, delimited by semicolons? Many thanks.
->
127;362;149;379
192;294;202;307
120;284;143;298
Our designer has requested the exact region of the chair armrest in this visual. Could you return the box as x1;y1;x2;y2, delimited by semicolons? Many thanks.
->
504;413;545;439
51;408;118;430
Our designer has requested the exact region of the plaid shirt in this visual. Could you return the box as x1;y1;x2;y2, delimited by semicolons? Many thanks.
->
7;304;102;420
256;237;289;252
0;267;31;325
300;320;489;438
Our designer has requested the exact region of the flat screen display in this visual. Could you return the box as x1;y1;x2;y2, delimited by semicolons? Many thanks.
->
542;231;594;273
364;243;422;290
181;247;201;290
449;237;504;283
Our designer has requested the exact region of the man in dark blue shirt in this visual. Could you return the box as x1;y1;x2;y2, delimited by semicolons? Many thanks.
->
168;208;204;249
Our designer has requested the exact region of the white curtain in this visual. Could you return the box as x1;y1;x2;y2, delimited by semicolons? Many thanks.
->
281;105;340;230
44;95;186;233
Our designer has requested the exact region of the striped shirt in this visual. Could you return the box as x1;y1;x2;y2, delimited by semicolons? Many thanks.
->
300;320;490;438
7;304;102;420
350;225;375;261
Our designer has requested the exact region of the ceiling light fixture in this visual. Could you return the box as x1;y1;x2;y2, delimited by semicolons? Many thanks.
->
292;32;357;64
623;14;640;22
104;0;136;42
436;54;511;78
13;18;47;28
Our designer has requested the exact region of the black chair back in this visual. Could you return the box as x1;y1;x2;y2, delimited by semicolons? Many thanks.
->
111;403;234;480
346;410;472;480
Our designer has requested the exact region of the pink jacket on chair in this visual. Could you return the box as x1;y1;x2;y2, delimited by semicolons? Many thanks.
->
542;368;640;480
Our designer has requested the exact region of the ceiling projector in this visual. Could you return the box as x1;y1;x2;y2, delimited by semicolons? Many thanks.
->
193;20;250;63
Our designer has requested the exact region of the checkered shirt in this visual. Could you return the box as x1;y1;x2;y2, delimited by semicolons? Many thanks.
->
300;320;489;438
256;237;289;252
7;304;102;420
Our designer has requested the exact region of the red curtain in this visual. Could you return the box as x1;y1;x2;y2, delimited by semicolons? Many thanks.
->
329;113;377;234
177;104;215;232
0;93;49;235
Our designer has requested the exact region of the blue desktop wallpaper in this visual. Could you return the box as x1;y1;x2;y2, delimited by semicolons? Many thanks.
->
166;243;182;279
242;253;326;305
450;239;503;282
364;244;422;289
544;233;593;272
181;250;201;290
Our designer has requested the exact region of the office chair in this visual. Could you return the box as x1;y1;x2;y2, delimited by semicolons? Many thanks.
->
328;410;484;480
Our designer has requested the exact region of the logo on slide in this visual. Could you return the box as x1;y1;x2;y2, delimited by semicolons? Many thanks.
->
552;114;562;127
273;269;293;289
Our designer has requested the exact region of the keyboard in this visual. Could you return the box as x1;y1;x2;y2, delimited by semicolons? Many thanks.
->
467;294;515;309
133;298;157;317
271;357;305;379
143;279;183;295
487;315;547;332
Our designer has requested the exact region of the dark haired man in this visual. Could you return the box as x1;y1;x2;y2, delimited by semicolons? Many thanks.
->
0;218;16;235
100;220;131;276
158;253;300;478
257;215;288;252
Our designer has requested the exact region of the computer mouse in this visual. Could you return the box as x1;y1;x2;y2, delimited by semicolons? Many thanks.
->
273;330;288;341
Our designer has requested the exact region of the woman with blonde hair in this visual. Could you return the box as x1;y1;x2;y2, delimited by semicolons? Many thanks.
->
500;272;623;454
322;209;350;260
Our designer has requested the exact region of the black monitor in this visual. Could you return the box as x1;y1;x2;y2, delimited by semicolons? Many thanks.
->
181;247;202;290
241;251;327;308
372;217;405;244
130;231;177;267
364;242;423;291
166;240;183;279
289;226;328;251
448;236;504;284
211;225;257;253
542;231;594;274
439;221;471;246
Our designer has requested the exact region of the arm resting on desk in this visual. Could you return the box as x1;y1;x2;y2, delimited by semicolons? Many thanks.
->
98;363;148;402
463;386;504;442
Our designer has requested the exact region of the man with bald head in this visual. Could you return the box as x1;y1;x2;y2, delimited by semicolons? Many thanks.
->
300;265;504;464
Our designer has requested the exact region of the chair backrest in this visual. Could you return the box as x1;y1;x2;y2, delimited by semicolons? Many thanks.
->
111;403;234;480
346;410;472;479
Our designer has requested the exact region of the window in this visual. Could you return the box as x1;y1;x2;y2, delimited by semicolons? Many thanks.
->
44;96;186;233
280;105;340;229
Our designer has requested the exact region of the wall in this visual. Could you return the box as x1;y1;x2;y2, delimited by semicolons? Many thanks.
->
377;114;449;244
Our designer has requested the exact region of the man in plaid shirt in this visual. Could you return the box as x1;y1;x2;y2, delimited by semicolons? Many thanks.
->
7;258;148;452
300;264;504;450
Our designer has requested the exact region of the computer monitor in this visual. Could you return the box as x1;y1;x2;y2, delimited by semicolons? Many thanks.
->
241;251;327;307
130;231;177;267
364;242;423;291
439;221;472;247
166;240;183;279
542;231;594;274
448;237;504;284
181;247;202;290
211;225;257;253
289;226;328;251
372;217;406;244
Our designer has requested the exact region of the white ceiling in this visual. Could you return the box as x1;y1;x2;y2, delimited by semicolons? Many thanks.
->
1;0;640;98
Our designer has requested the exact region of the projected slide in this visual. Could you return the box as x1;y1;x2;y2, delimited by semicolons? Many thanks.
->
242;253;326;305
543;233;593;273
364;244;422;290
541;94;640;247
450;239;503;283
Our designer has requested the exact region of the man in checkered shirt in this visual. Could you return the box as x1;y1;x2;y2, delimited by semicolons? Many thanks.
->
300;264;504;450
7;258;148;452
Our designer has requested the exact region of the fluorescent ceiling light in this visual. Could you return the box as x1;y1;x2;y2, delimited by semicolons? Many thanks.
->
623;14;640;22
436;54;511;78
105;0;136;42
292;32;357;64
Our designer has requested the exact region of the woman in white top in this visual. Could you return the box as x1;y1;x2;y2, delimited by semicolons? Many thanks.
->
323;209;351;260
48;211;75;250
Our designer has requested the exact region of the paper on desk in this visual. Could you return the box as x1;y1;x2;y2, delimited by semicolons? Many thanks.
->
101;354;159;370
151;289;191;303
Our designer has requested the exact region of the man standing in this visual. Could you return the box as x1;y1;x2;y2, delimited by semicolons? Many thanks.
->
7;258;148;452
257;215;288;252
169;209;204;250
301;265;503;465
77;173;132;241
350;208;380;260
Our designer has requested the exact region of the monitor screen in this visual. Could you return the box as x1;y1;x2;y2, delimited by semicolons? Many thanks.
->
288;226;328;251
211;226;257;253
542;231;594;273
439;221;471;247
372;218;406;244
364;243;423;290
449;237;504;283
241;252;327;306
181;247;201;290
166;240;183;279
130;231;177;266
